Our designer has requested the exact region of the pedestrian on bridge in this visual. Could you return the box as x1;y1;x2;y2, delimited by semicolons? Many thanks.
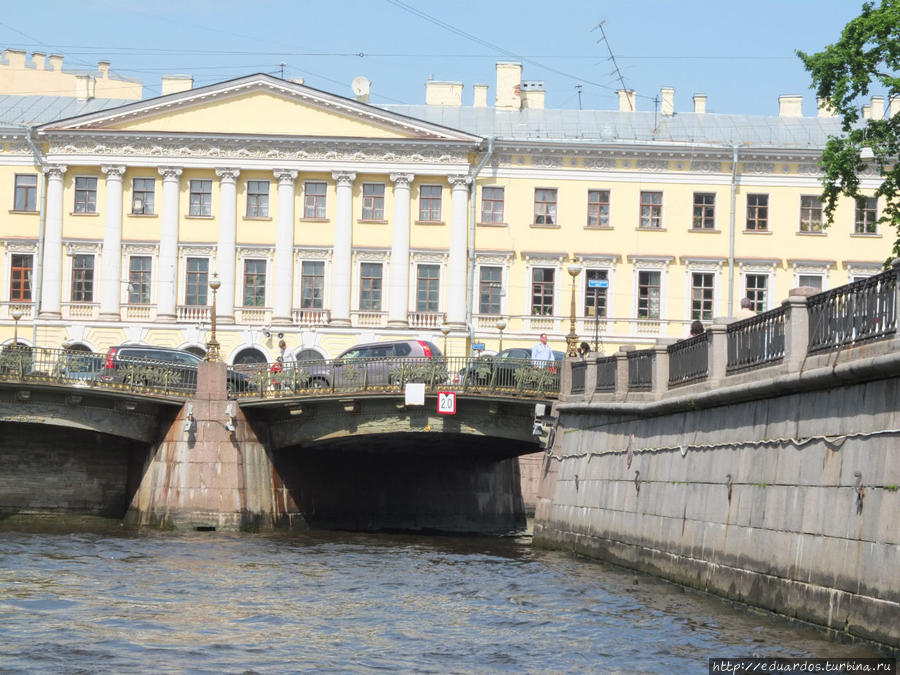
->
279;339;295;366
531;333;554;368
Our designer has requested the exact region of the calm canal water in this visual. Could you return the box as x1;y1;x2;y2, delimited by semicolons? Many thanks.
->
0;523;885;673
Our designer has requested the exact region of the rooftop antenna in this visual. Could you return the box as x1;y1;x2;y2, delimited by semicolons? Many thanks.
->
279;62;286;79
575;84;583;110
593;20;631;110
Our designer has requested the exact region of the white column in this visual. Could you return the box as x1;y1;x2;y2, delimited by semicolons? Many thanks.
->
39;164;67;318
99;165;125;319
331;171;356;327
215;167;240;324
272;169;297;325
157;166;182;321
388;173;414;326
447;174;471;327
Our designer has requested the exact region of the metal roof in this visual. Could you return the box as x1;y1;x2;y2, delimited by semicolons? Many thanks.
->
380;105;846;149
0;95;133;129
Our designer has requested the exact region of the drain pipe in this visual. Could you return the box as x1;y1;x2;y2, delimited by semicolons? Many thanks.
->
24;126;47;347
727;144;739;317
465;137;495;355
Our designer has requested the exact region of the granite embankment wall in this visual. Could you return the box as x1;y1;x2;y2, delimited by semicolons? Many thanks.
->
534;375;900;647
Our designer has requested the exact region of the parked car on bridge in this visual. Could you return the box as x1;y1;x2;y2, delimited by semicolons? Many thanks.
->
459;347;564;390
101;345;255;394
61;352;104;381
297;339;445;390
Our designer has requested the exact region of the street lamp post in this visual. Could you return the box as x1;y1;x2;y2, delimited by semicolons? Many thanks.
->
495;318;507;352
566;262;583;358
11;308;23;346
440;324;451;355
206;274;221;362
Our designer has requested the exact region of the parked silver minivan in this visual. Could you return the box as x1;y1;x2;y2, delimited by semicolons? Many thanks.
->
300;339;443;389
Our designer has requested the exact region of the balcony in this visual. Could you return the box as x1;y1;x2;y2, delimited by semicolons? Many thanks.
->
177;305;210;323
236;307;270;325
1;302;33;320
408;311;446;328
123;304;155;321
61;302;99;320
351;310;387;327
293;308;331;327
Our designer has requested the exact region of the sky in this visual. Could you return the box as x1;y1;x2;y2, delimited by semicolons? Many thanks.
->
0;0;873;117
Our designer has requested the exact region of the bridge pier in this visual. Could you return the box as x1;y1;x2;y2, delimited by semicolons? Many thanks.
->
125;362;305;531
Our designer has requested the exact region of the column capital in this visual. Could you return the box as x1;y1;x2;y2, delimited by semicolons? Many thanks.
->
389;173;415;188
101;165;126;179
448;174;472;190
273;168;298;185
158;166;183;180
215;167;241;183
331;171;357;187
43;164;67;179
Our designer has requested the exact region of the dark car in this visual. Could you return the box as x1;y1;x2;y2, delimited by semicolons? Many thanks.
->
460;347;563;390
298;339;444;390
102;345;254;394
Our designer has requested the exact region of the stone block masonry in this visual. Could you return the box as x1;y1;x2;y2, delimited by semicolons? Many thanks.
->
534;376;900;648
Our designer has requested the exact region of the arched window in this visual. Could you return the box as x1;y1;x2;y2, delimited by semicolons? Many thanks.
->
183;345;207;358
64;342;92;353
233;347;268;365
296;348;325;363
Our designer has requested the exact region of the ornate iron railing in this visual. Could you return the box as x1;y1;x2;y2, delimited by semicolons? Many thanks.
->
570;360;586;393
727;306;786;374
595;355;616;393
807;268;897;355
668;332;709;386
627;349;654;391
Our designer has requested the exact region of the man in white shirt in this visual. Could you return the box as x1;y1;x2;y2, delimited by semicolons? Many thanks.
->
531;333;554;367
278;339;295;365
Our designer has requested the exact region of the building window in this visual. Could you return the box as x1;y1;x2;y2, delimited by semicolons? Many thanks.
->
419;185;442;222
71;254;94;302
301;261;324;309
531;268;555;315
855;197;877;234
534;188;557;225
693;193;716;229
745;274;767;313
584;269;608;317
640;191;663;228
415;264;440;312
638;271;661;319
246;181;269;218
9;254;32;301
304;182;327;219
691;272;714;320
746;194;768;231
185;257;209;305
74;177;97;213
362;183;385;220
798;274;823;290
128;256;152;304
481;187;504;224
359;262;383;310
478;266;502;314
243;259;266;307
14;174;37;211
189;180;212;217
587;190;610;228
132;178;155;215
800;196;823;232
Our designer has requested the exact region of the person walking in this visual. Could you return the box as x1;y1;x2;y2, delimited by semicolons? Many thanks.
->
578;342;591;360
735;297;756;319
531;333;554;367
278;339;295;365
689;320;705;337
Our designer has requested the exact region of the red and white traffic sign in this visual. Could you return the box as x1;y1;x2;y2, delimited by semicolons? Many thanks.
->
437;391;457;415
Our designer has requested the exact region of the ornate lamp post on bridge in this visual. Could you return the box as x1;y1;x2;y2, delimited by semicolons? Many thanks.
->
495;318;507;352
11;308;23;346
206;274;221;362
566;262;583;358
440;324;451;355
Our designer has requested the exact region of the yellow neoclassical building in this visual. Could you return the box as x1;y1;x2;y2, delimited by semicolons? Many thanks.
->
0;52;891;363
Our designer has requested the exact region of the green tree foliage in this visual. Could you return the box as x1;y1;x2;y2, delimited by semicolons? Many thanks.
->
797;0;900;258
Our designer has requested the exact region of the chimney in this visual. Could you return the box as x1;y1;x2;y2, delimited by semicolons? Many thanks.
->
32;52;46;70
75;74;95;101
861;104;871;119
890;96;900;118
97;61;110;78
778;95;803;117
290;77;304;85
425;81;463;106
48;54;63;71
521;81;545;109
161;75;194;95
660;87;675;116
5;49;26;69
817;97;837;118
693;94;707;114
617;89;636;112
870;96;885;119
473;84;488;108
495;62;522;110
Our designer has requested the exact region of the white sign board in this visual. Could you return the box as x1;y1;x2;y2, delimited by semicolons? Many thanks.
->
405;382;425;406
437;391;457;415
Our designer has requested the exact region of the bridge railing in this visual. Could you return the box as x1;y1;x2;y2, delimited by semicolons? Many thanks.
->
562;260;900;401
232;355;560;400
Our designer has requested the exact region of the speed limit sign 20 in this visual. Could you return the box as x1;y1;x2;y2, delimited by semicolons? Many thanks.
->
437;391;457;415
